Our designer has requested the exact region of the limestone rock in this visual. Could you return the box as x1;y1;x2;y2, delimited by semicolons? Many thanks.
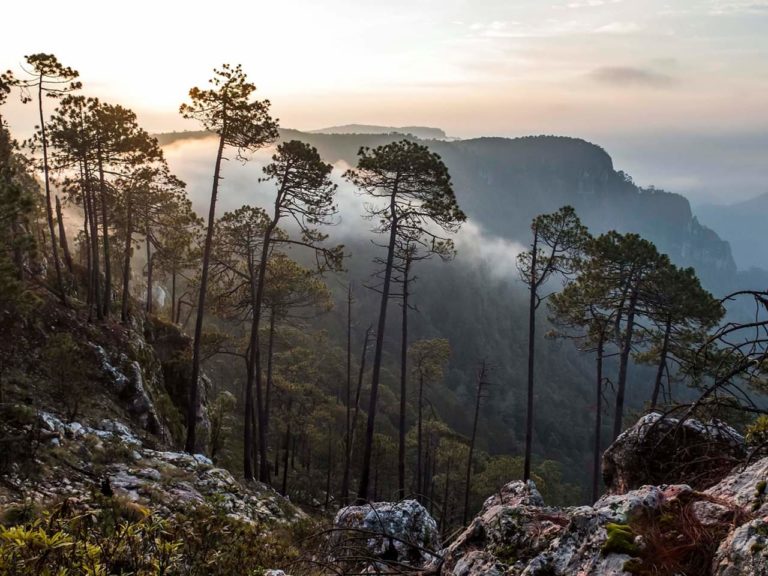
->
10;412;303;526
705;456;768;515
440;480;705;575
602;412;745;494
712;518;768;576
333;500;441;568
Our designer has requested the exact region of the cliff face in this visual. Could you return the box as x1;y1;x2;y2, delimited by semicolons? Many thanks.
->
280;131;740;293
158;130;742;293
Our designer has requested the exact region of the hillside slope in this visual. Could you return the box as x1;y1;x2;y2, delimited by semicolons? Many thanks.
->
697;192;768;271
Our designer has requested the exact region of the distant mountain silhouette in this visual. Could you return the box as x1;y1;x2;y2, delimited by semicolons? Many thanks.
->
157;129;760;294
696;192;768;271
309;124;448;139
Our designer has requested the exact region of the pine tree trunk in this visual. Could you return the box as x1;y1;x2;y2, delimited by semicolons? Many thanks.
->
398;255;410;499
592;331;605;504
120;189;133;322
145;235;153;314
441;455;452;537
97;142;111;317
250;221;277;483
650;317;672;409
613;287;639;439
265;306;277;450
463;364;484;525
171;266;177;322
281;396;292;496
344;284;352;500
82;170;92;308
341;326;372;504
243;259;257;480
55;195;73;273
417;372;424;502
524;228;539;482
85;164;103;321
186;132;226;454
37;79;66;305
358;191;399;502
325;425;333;509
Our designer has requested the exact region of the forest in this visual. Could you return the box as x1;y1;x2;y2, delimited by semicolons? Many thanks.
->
1;54;767;547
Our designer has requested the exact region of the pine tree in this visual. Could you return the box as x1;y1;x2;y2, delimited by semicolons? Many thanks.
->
517;206;588;481
17;54;81;304
345;139;466;501
179;63;278;453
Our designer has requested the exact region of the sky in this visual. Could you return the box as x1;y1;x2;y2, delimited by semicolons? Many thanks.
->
2;0;767;204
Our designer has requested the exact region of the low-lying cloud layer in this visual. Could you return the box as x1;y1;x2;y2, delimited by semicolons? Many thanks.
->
161;135;525;277
589;66;675;88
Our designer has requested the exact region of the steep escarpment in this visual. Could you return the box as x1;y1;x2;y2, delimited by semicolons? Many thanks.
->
0;290;305;572
275;131;739;293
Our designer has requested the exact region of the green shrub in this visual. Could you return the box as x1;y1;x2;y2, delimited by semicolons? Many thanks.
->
0;496;303;575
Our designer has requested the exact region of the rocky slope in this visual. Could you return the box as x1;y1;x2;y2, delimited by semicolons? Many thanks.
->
0;298;301;527
0;410;299;525
333;413;768;576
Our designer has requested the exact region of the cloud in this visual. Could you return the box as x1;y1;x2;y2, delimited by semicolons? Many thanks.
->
594;21;642;33
589;66;676;88
709;1;768;14
454;221;527;280
566;0;623;8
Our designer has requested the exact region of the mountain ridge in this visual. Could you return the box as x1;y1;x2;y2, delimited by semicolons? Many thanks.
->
155;129;758;295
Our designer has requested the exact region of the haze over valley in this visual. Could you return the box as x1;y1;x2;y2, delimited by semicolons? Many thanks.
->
1;2;767;575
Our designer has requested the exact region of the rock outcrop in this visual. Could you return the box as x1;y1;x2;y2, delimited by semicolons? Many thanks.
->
1;411;302;526
602;412;746;494
333;500;442;569
435;414;767;576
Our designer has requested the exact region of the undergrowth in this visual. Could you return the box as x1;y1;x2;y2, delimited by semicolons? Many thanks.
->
0;495;310;575
610;493;749;576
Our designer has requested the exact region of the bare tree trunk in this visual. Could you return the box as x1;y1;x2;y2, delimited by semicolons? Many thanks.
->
325;423;333;510
274;428;280;479
358;193;399;502
85;164;103;321
463;361;486;525
250;219;279;483
145;235;153;315
97;142;111;317
417;372;424;502
341;325;372;504
398;253;411;499
344;284;352;498
120;189;133;322
170;266;177;322
281;395;292;495
82;173;93;308
441;455;452;537
613;287;639;439
650;317;672;409
243;260;257;480
523;228;539;482
265;306;277;449
55;195;73;273
186;132;226;454
372;447;379;502
592;331;605;504
428;436;437;509
37;79;66;305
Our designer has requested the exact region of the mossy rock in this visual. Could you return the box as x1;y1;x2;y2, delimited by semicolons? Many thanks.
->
601;523;639;556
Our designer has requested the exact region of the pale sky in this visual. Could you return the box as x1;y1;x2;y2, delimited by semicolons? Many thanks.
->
2;0;767;203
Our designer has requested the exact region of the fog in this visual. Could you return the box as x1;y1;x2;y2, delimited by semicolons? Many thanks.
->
161;135;528;278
